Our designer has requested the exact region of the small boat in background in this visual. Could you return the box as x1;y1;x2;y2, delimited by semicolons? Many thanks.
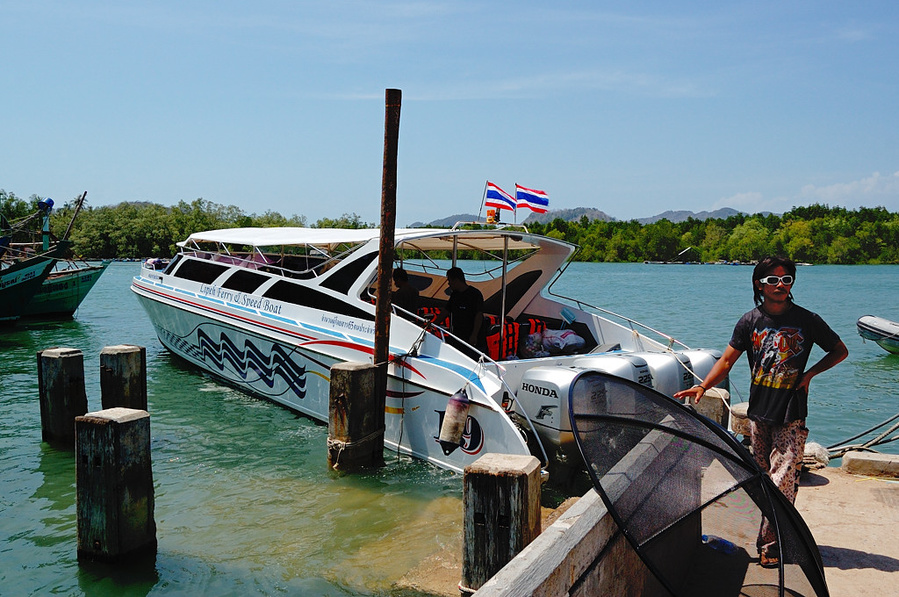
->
20;258;111;318
0;240;71;324
857;315;899;355
2;190;107;321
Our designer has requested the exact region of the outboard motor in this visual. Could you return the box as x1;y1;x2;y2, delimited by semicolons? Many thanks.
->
680;349;724;391
516;355;651;462
638;351;694;397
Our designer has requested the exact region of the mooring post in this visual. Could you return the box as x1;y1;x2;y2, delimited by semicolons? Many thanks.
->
461;453;542;593
37;347;88;446
328;362;386;471
100;344;148;410
75;407;156;562
373;88;402;431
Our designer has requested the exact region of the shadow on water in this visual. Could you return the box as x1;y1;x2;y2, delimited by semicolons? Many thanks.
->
77;552;158;597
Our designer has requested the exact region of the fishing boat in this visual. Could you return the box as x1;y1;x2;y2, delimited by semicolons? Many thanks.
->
857;315;899;355
4;191;107;320
20;258;111;318
0;240;71;324
132;225;726;474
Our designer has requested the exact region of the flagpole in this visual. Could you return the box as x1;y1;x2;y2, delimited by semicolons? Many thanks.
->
476;180;488;224
513;183;518;225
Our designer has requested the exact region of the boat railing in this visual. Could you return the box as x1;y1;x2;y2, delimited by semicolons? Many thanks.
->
547;290;692;351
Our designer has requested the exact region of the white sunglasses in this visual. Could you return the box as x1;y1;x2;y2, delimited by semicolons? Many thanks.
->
759;275;794;286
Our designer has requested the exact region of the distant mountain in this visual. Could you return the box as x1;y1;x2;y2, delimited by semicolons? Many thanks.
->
521;207;613;225
636;208;743;224
408;213;482;227
410;207;754;228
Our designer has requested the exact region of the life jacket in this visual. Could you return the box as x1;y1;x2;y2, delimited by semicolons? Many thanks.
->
483;313;501;328
486;321;521;361
523;317;547;335
417;307;449;328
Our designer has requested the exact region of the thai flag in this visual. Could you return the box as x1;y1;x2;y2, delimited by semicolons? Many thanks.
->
484;182;516;211
515;184;549;213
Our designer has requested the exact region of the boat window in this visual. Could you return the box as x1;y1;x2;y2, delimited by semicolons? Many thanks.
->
221;269;269;293
164;254;183;274
172;258;229;284
264;280;374;321
320;252;379;294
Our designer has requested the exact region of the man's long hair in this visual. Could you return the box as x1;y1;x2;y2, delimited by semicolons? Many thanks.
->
752;256;797;306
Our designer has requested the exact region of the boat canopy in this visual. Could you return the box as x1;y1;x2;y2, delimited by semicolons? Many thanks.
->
179;227;574;254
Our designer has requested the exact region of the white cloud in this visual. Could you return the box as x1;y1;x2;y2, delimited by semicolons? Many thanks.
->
715;172;899;215
798;171;899;204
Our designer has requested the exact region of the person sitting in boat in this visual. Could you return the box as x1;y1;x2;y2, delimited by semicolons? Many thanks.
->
391;268;419;313
438;267;485;350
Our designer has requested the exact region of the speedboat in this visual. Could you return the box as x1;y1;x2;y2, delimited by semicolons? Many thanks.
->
857;315;899;355
131;225;726;474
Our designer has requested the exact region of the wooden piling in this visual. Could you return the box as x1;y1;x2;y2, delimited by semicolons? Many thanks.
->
461;453;542;593
730;401;751;440
694;387;730;429
327;362;385;471
75;407;156;562
100;344;148;410
37;347;88;446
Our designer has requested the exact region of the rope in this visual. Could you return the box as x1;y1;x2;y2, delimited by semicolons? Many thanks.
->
828;418;899;458
327;429;384;467
826;411;899;449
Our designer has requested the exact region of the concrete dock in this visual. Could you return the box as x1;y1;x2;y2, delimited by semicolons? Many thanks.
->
794;464;899;597
397;457;899;596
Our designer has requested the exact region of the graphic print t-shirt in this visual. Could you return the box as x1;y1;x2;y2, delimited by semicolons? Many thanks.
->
729;305;841;424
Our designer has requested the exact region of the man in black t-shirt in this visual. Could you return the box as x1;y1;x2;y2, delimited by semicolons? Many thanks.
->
442;267;484;348
675;256;848;568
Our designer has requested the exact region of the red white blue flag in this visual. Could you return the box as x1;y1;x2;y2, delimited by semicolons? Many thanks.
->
484;181;516;211
515;184;549;213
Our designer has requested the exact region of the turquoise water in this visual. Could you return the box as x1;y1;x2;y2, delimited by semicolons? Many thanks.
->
552;262;899;455
1;262;897;595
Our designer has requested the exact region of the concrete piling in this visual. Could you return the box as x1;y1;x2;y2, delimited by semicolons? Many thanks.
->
100;344;147;410
327;362;385;471
76;408;156;562
461;453;542;594
37;347;88;446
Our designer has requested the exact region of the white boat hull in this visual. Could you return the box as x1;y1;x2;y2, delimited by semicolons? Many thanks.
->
133;273;531;473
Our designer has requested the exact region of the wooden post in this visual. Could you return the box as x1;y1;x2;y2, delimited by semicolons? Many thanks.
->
328;362;385;471
374;88;402;431
462;453;542;593
693;387;729;429
100;345;148;410
730;402;751;441
76;407;156;562
37;347;88;446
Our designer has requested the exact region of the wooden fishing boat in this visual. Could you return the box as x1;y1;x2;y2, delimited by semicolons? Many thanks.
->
20;259;111;318
857;315;899;354
0;241;70;324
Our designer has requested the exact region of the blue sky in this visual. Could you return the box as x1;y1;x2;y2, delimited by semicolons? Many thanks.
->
3;1;898;226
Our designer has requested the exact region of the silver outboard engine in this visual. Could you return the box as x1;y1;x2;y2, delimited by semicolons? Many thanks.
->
515;355;651;462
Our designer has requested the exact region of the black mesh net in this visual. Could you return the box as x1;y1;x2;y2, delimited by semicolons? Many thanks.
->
568;371;829;597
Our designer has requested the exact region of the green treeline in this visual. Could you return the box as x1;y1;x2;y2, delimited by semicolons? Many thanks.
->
527;204;899;264
3;190;898;264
